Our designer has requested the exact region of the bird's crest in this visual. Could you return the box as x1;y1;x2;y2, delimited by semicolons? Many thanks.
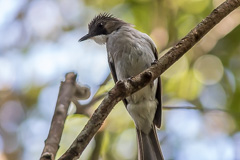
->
88;13;129;30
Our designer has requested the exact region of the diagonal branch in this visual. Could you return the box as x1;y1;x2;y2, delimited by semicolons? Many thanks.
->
58;0;240;159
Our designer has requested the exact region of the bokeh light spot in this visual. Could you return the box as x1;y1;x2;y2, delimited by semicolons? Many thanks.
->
193;55;224;85
204;111;236;135
166;69;202;100
0;58;15;89
26;0;62;38
200;84;226;109
0;101;24;133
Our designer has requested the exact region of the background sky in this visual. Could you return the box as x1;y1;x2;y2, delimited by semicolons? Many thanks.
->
0;0;240;160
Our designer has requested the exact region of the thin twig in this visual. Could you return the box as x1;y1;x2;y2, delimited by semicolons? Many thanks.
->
59;1;240;159
163;106;200;110
72;99;91;117
74;74;110;115
82;94;106;108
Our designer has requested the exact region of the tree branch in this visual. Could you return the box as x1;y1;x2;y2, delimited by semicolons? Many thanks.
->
59;1;240;159
40;73;77;160
40;72;90;160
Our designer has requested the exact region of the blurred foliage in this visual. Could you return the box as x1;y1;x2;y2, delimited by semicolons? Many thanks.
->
0;0;240;160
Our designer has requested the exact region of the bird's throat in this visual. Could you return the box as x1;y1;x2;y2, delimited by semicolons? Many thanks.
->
91;35;107;45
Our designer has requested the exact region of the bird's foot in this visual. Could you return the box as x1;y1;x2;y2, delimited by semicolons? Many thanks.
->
127;76;134;82
116;80;124;86
126;76;136;87
151;60;158;65
115;80;126;92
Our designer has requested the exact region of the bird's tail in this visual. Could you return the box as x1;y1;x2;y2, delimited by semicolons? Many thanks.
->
136;126;164;160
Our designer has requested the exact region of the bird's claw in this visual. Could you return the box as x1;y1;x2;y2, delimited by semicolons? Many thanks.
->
151;60;158;65
116;80;123;85
127;76;134;82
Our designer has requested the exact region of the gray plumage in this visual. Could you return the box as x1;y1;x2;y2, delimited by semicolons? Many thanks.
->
79;13;164;160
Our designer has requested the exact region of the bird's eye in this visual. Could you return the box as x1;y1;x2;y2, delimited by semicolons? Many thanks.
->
97;22;103;28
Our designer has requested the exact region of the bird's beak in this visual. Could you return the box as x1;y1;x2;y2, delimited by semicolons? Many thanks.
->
79;33;92;42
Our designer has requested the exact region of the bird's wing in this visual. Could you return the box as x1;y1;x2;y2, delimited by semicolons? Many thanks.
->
154;76;162;128
108;57;128;107
146;37;162;128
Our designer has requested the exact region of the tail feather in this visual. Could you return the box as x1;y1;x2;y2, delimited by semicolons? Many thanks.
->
136;126;164;160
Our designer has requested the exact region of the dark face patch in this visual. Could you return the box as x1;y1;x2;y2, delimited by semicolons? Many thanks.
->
87;13;128;37
89;20;108;36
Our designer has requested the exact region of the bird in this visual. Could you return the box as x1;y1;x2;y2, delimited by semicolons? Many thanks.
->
79;13;164;160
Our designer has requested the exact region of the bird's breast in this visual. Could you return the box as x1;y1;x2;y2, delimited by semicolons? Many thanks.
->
108;37;154;80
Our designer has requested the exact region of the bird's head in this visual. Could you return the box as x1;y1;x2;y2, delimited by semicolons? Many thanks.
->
79;13;129;44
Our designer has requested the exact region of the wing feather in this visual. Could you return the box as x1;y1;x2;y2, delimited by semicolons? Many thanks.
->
153;47;162;128
108;58;128;107
146;37;162;128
